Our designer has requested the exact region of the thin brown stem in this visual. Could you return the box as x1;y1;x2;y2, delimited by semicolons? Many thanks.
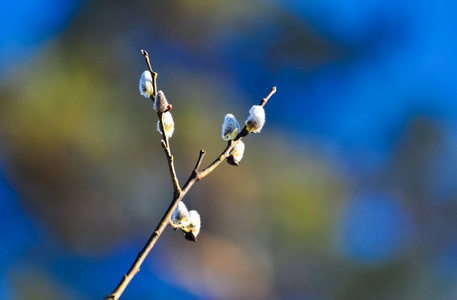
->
105;169;200;300
198;140;234;179
157;112;180;194
104;192;185;300
194;150;206;172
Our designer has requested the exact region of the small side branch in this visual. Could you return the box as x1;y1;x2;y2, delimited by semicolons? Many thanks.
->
194;150;206;173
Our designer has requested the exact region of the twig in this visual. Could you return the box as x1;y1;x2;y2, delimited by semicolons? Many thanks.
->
260;86;276;107
104;52;276;300
194;150;206;172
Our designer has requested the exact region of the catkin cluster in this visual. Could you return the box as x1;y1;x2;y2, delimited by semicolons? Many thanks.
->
221;105;266;166
171;202;201;241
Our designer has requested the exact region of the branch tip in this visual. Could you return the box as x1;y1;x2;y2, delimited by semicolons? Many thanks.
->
260;86;277;106
193;150;206;173
142;49;155;83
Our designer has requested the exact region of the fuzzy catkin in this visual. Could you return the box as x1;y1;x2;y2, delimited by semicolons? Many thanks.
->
172;202;189;226
230;140;245;164
154;91;169;113
157;111;175;137
222;114;241;141
139;71;153;98
245;105;265;133
188;210;201;237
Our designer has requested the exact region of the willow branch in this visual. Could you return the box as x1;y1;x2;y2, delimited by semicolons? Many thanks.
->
104;52;276;300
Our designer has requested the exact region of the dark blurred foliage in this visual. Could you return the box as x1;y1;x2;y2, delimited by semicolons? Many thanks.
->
1;0;457;299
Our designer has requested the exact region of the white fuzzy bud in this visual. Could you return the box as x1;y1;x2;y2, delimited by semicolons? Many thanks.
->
157;111;175;137
222;114;241;141
139;71;153;98
227;140;245;166
154;90;170;113
184;210;201;241
172;202;189;227
245;105;265;133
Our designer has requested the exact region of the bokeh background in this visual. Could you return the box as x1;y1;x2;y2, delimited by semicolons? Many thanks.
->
1;0;457;299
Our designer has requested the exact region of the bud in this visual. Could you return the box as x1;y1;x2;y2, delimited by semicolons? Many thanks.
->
184;210;201;242
157;111;175;137
154;90;170;113
139;71;153;98
227;140;245;166
245;105;265;133
221;114;241;141
171;202;189;227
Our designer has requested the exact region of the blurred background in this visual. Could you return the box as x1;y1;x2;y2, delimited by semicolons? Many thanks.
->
1;0;457;299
